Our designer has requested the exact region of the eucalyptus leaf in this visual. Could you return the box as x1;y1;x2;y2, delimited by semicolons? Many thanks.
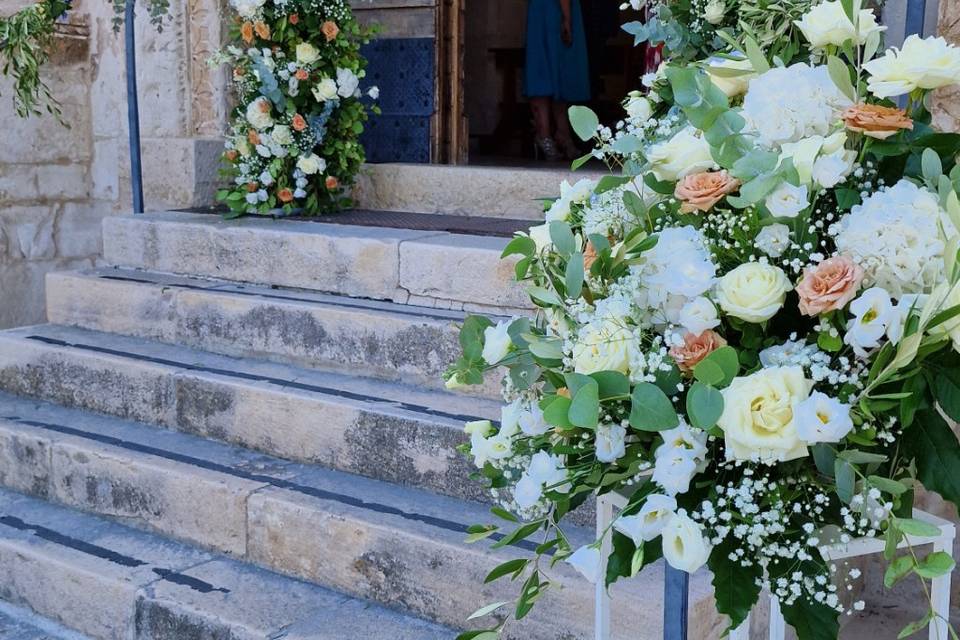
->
569;105;599;141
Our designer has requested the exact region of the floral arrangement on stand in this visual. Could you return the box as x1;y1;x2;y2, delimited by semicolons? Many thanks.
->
213;0;378;216
446;2;960;638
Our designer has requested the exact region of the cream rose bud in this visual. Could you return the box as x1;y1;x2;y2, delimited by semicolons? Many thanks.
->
716;262;792;323
245;97;273;130
794;0;884;50
567;545;603;584
295;42;320;65
704;57;755;98
755;223;791;258
718;366;813;463
336;68;360;98
296;153;326;175
312;78;339;102
595;423;627;463
795;391;854;444
703;0;725;24
647;126;714;182
866;35;960;98
765;182;809;218
678;296;720;335
527;223;553;253
624;91;652;121
614;495;678;546
481;320;513;365
464;419;493;437
513;473;543;510
844;287;893;357
661;512;712;574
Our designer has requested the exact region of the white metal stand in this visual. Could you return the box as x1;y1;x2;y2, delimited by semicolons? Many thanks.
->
595;494;955;640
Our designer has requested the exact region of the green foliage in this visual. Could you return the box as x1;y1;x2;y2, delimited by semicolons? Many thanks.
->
709;537;762;632
904;409;960;512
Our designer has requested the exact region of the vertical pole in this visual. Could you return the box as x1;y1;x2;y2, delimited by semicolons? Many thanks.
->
928;535;953;640
125;0;145;213
905;0;928;38
663;565;689;640
595;496;613;640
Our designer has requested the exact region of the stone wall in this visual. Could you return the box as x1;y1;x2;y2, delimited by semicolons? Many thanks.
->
1;0;227;329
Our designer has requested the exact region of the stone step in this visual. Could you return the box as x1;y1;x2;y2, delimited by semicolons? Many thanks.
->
0;394;719;639
102;211;530;312
45;268;500;399
354;163;601;220
0;600;91;640
0;324;498;503
0;486;453;640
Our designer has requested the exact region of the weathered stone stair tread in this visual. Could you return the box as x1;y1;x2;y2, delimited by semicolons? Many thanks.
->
0;323;498;501
0;393;717;639
46;268;500;397
0;486;453;640
102;212;530;311
0;600;90;640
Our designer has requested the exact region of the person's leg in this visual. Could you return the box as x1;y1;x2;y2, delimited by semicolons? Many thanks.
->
530;97;553;140
552;100;580;159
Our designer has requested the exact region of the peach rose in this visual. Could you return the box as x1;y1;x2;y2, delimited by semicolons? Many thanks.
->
246;182;258;192
277;188;294;203
583;240;598;271
224;150;238;162
240;21;254;43
841;104;913;140
254;21;270;40
325;176;339;190
322;21;340;42
295;68;309;81
289;13;299;24
291;113;307;132
247;129;260;145
796;255;865;316
669;330;727;373
674;170;740;213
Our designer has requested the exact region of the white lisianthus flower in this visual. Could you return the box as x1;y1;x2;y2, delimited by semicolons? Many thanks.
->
470;433;512;467
295;42;320;65
779;131;848;185
230;0;265;19
245;97;274;130
482;320;513;365
527;223;553;253
624;91;652;121
661;512;712;573
547;178;597;222
499;399;524;438
754;224;791;258
704;57;755;97
678;297;720;335
567;545;602;584
526;451;568;488
652;447;698;495
844;287;894;357
595;423;627;463
835;180;955;297
513;473;543;509
793;0;885;50
718;366;813;463
812;148;856;188
519;402;549;436
614;495;677;546
646;126;714;182
716;262;792;323
312;78;339;102
765;182;809;218
296;153;326;175
464;419;493;437
885;294;924;345
703;0;725;25
658;422;709;463
336;68;361;98
270;125;293;146
865;35;960;98
795;391;854;444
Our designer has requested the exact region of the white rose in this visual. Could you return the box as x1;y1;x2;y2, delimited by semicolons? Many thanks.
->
572;319;633;375
661;512;711;573
482;320;513;365
624;91;652;121
704;57;755;97
614;494;677;545
270;125;293;146
312;78;339;102
245;97;273;130
765;182;809;218
296;42;320;65
527;224;553;253
794;0;885;50
678;296;720;335
567;545;602;584
647;126;714;182
703;0;725;24
718;366;812;463
652;448;698;496
794;391;854;444
296;153;326;175
595;423;627;463
865;35;960;98
230;0;265;19
844;287;893;357
513;473;543;510
755;224;791;258
337;67;360;98
716;262;792;323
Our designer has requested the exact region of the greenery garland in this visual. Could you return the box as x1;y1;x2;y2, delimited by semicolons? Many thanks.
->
213;0;378;217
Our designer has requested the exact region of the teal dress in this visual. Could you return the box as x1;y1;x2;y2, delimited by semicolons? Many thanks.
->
524;0;591;102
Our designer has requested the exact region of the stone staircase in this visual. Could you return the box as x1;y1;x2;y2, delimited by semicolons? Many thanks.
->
0;164;735;639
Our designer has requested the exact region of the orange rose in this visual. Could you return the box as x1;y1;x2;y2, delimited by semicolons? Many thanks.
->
669;330;727;373
247;130;260;145
295;68;309;81
556;387;571;399
278;188;294;203
291;113;307;131
674;170;740;213
325;176;339;190
240;22;254;43
841;104;913;140
289;13;299;24
224;150;238;161
246;182;258;192
583;240;598;271
254;21;270;40
796;255;864;316
321;21;340;42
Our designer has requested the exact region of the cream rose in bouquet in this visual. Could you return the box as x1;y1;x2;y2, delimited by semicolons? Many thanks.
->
446;5;960;639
